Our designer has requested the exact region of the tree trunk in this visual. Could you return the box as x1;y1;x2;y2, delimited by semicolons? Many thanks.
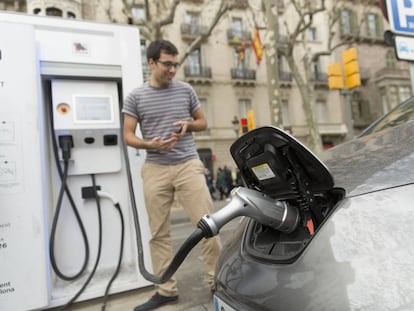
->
263;0;282;127
286;54;323;154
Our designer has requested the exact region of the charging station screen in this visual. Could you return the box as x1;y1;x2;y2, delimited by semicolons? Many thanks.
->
74;96;113;123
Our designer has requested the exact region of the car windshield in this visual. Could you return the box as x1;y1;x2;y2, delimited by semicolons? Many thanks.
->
359;96;414;136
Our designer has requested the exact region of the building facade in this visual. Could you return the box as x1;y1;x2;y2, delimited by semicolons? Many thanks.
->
5;0;411;176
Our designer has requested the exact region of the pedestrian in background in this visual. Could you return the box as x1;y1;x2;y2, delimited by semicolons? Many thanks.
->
122;39;222;311
215;167;227;200
204;167;216;200
223;166;233;199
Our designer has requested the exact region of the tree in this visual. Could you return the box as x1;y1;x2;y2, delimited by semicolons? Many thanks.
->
101;0;237;64
263;0;282;128
257;0;371;154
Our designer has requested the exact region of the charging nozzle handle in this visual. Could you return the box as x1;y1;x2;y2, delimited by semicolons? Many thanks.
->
198;187;300;237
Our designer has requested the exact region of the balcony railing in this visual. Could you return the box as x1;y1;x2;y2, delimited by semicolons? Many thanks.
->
277;34;289;44
231;68;256;80
232;0;249;8
184;66;212;78
311;71;328;82
227;29;251;44
181;23;206;39
279;71;292;81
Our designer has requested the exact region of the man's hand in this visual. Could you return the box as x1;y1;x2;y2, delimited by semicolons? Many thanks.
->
150;136;178;152
171;121;188;139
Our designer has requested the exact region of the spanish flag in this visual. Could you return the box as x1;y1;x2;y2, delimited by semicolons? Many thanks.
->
238;37;246;64
251;28;263;65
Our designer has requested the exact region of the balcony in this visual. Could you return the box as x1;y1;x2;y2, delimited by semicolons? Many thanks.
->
277;34;289;45
227;29;251;45
374;67;410;85
311;72;328;89
181;23;206;41
360;32;384;44
232;0;249;9
184;66;212;84
231;68;256;86
279;71;293;87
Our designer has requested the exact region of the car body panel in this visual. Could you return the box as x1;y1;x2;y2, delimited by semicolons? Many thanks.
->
216;185;414;311
215;103;414;310
323;120;414;197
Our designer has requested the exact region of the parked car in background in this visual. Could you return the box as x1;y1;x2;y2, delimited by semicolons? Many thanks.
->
213;97;414;311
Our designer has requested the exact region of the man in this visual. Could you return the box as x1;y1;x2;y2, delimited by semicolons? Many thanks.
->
122;39;222;311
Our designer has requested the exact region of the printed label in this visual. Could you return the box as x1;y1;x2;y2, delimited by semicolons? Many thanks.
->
0;281;15;296
251;163;276;180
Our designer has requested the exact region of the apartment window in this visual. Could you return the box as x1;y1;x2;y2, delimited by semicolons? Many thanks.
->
278;56;289;72
281;99;291;127
67;12;76;19
238;99;252;118
380;88;388;114
33;8;41;14
340;10;352;35
399;86;412;102
366;13;379;37
307;27;317;41
184;11;200;35
233;48;248;69
188;48;202;75
389;86;399;109
316;100;328;123
132;6;146;21
140;41;150;82
311;59;323;80
381;85;411;114
195;98;210;136
386;50;398;69
351;98;370;121
232;17;243;39
200;98;210;121
46;7;63;16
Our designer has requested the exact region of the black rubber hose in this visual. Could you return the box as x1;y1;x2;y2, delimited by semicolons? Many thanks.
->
48;97;90;280
59;174;103;310
101;202;125;311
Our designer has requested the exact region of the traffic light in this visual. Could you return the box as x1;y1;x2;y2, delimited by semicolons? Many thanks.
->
240;118;248;134
342;47;361;89
247;109;256;131
327;63;344;90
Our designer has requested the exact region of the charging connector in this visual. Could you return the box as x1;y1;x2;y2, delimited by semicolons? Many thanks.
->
58;135;74;161
81;186;101;199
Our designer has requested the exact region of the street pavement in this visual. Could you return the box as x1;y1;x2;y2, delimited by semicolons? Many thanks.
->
54;199;239;311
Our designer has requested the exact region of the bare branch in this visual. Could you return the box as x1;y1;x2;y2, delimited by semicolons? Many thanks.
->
159;0;180;27
178;0;234;64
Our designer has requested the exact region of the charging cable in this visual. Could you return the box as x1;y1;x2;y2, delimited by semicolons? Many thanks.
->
96;190;125;311
48;103;90;281
59;174;103;310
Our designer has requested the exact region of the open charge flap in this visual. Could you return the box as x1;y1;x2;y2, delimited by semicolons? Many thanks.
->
230;126;334;200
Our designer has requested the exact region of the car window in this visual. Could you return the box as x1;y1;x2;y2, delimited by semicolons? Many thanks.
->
359;96;414;136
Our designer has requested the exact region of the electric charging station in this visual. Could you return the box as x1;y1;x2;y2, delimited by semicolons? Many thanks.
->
0;11;152;310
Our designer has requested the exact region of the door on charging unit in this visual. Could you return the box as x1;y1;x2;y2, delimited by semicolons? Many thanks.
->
51;80;121;175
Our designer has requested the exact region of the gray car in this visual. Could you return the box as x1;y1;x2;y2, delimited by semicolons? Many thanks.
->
213;97;414;311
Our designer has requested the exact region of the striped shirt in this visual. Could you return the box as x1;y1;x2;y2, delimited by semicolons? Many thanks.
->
122;80;201;165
